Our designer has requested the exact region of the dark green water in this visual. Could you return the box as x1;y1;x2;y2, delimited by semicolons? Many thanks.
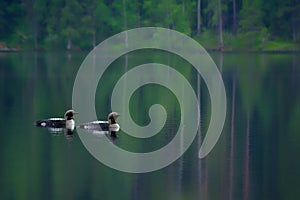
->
0;51;300;200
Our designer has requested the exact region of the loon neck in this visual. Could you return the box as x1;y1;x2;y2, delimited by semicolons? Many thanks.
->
109;117;116;125
66;116;73;120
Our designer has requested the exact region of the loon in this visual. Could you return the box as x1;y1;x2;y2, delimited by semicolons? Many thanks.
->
79;112;120;137
35;109;78;131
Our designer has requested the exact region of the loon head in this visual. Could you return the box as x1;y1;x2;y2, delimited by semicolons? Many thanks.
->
64;109;78;120
108;112;120;125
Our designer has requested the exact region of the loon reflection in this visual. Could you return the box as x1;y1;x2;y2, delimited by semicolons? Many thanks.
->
79;112;120;138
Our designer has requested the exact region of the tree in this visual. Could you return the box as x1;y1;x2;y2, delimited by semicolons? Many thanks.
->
276;0;300;42
23;0;38;49
206;0;225;46
239;0;266;47
142;0;191;35
33;0;49;49
93;1;114;41
80;0;100;48
110;0;140;32
0;0;24;41
197;0;201;36
239;0;263;33
217;0;223;46
45;0;64;48
232;0;237;35
2;0;300;50
61;0;82;50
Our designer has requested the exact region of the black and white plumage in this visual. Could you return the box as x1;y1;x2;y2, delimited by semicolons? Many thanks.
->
79;112;120;137
35;109;78;131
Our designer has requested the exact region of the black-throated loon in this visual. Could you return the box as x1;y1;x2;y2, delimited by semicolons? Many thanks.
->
35;109;78;131
79;112;120;137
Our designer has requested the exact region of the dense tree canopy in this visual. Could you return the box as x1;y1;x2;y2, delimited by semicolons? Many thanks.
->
1;0;300;50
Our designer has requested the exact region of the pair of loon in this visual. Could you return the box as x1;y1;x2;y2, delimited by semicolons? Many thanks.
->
36;110;120;137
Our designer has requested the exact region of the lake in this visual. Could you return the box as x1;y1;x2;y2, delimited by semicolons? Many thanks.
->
0;51;300;200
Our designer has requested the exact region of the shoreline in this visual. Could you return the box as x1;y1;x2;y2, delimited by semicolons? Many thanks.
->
0;42;22;52
2;48;300;54
1;42;300;53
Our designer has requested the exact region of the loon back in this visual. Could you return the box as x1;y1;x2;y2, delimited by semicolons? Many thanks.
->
36;118;66;128
79;121;110;130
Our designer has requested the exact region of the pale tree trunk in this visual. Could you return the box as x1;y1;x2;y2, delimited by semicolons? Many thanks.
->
291;2;299;42
66;38;72;50
197;0;201;36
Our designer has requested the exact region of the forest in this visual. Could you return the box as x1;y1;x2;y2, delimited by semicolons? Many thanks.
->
1;0;300;51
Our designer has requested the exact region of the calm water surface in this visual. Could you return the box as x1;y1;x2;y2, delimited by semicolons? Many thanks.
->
0;51;300;200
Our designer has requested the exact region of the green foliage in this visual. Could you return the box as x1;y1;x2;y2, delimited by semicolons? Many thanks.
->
0;0;24;40
142;0;193;35
1;0;300;50
239;0;263;32
194;29;219;47
61;0;82;38
205;0;226;27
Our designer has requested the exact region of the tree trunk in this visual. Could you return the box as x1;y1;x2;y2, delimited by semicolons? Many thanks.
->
291;1;298;43
122;0;128;47
66;38;72;50
33;14;38;50
32;5;38;50
218;15;223;46
24;0;38;49
197;0;201;36
217;0;223;47
122;0;127;30
136;0;141;27
293;28;296;42
233;0;237;35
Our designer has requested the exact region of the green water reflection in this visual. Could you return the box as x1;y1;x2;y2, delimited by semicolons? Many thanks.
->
0;51;300;200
